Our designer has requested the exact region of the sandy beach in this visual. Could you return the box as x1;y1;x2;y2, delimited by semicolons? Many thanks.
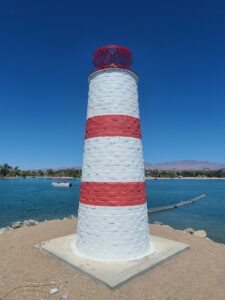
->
0;218;225;300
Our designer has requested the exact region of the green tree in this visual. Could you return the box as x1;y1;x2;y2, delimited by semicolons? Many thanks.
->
47;169;54;176
38;169;44;176
0;163;12;177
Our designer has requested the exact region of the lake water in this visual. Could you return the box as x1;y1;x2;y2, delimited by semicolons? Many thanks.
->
0;179;224;244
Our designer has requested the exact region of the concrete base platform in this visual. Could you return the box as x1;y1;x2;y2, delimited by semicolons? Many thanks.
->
38;234;189;289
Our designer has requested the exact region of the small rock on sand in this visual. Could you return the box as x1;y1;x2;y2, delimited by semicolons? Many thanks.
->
10;219;39;229
60;293;68;300
49;287;59;295
23;219;39;226
194;230;207;238
0;227;13;233
11;221;23;229
184;228;195;234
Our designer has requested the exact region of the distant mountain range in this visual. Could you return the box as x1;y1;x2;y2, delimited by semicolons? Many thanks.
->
29;167;81;171
144;160;225;171
31;160;225;171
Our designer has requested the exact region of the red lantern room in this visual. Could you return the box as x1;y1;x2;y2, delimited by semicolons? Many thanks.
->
92;45;133;70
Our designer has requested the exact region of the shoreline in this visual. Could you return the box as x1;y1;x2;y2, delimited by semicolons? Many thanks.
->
1;176;225;180
0;176;77;180
145;176;225;180
1;216;224;246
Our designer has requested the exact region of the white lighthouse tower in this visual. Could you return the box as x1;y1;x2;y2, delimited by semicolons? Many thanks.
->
76;45;153;261
40;46;189;287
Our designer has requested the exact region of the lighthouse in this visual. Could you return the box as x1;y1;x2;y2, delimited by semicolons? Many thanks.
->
40;46;189;287
76;45;153;261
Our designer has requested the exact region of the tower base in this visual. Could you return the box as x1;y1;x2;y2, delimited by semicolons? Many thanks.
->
37;234;189;289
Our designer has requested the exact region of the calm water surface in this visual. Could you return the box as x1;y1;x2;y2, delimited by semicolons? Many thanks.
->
0;179;224;243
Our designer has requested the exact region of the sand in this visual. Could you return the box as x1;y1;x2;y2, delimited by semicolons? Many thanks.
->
0;218;225;300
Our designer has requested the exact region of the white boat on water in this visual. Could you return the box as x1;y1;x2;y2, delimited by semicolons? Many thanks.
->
51;179;72;187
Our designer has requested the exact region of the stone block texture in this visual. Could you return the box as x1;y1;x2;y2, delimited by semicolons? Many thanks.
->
76;69;153;261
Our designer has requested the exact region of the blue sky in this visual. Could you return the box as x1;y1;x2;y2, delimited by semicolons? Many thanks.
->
0;0;224;169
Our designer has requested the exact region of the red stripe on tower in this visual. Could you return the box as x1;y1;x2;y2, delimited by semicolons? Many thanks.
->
80;182;146;206
85;115;141;139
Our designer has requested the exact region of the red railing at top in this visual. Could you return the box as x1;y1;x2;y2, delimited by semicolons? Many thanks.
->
92;45;133;70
